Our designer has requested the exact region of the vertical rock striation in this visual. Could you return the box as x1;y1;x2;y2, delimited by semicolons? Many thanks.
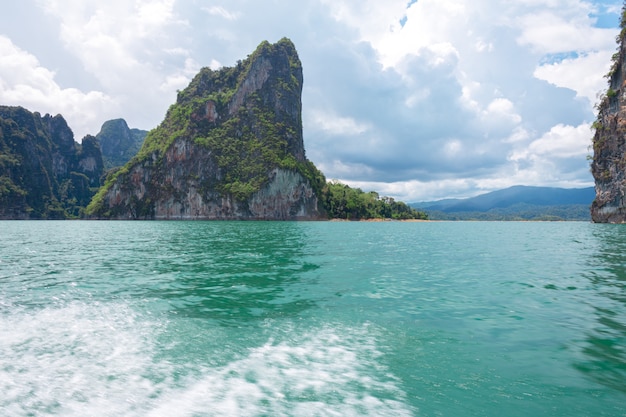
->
87;38;325;219
591;7;626;222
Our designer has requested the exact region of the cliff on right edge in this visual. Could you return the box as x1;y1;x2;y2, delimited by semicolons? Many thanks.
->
591;5;626;223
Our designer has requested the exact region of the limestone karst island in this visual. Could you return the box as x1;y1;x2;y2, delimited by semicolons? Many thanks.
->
0;38;426;221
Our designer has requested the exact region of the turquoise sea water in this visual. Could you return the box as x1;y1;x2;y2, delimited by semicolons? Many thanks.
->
1;220;625;416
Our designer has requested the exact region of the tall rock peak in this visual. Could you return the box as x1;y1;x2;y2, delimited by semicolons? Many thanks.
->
591;5;626;222
87;38;325;220
96;118;147;170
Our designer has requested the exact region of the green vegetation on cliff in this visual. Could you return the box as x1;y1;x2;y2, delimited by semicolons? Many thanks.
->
323;181;428;220
88;37;323;216
82;38;423;220
0;106;103;219
152;38;310;199
96;119;147;170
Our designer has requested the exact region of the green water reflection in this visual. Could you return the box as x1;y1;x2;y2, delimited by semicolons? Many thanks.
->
577;225;626;394
138;222;321;324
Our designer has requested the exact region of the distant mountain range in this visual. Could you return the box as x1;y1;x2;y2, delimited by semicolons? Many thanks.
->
411;186;595;220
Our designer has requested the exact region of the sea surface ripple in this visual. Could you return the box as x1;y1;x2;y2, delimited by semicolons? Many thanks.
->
1;221;625;416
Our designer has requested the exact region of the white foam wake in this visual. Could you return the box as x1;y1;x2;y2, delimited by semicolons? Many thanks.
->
1;301;414;416
147;325;414;416
0;300;166;416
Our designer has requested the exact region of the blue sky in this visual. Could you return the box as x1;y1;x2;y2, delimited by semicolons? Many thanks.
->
0;0;622;201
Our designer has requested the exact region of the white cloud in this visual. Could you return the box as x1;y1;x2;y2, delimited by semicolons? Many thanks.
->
516;9;615;53
1;0;619;201
443;140;463;157
159;57;201;92
203;6;241;21
317;160;376;181
0;35;117;140
482;98;522;125
534;50;613;105
504;127;531;144
475;40;494;53
505;123;593;191
320;0;408;45
524;123;592;159
343;177;494;202
35;0;188;131
136;0;177;33
310;0;610;198
309;109;371;136
369;0;467;69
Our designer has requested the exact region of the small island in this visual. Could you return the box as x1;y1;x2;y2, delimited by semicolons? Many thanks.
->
0;39;426;221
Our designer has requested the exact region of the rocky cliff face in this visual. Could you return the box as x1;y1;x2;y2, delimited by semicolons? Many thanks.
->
0;106;104;218
87;38;325;219
96;119;147;170
591;12;626;223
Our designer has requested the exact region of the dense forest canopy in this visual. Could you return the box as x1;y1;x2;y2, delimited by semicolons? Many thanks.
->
323;181;427;220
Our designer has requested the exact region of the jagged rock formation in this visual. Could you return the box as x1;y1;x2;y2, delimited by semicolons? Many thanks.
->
87;38;326;220
591;8;626;223
0;106;104;218
96;119;147;170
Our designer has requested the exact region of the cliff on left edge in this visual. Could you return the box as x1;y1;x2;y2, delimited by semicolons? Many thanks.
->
87;38;326;220
0;106;103;219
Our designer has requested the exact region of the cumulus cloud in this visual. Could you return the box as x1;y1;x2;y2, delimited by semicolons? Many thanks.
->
0;35;117;140
534;50;613;104
35;0;190;132
0;0;621;200
309;109;371;136
516;8;614;53
299;0;616;198
159;57;201;92
512;123;592;160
